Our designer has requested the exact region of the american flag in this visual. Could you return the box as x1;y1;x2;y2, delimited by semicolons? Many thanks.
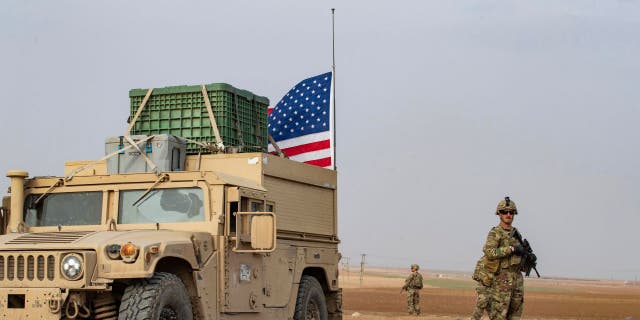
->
268;72;334;169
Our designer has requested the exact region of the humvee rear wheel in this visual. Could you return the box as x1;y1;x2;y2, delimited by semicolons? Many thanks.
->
294;275;328;320
118;272;193;320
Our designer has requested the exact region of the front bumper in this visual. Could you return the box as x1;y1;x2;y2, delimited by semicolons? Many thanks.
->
0;287;67;320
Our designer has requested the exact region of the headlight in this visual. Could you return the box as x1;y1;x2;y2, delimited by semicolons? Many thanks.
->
106;244;122;260
61;254;83;280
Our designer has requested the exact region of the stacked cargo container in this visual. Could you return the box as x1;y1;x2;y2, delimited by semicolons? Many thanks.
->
129;83;269;154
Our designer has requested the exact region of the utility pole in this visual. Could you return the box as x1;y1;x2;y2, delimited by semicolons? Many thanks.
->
359;254;366;288
340;256;350;282
344;256;350;280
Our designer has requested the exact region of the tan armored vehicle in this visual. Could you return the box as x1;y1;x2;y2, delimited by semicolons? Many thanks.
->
0;138;342;319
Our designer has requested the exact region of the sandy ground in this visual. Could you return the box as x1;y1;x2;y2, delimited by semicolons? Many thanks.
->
339;268;640;320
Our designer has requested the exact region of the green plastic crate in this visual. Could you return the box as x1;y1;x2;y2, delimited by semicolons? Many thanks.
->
129;83;269;154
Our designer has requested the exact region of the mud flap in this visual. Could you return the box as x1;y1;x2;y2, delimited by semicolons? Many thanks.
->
326;288;343;320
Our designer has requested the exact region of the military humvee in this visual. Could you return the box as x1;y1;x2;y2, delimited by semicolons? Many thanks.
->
0;145;342;319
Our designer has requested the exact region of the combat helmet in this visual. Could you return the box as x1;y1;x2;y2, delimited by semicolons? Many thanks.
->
495;196;518;215
411;264;419;270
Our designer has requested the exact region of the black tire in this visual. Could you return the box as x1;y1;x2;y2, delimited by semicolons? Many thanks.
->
294;275;328;320
118;272;193;320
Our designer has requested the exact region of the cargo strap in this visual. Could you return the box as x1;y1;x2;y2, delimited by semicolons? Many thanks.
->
183;137;216;153
125;87;160;175
200;84;225;152
232;93;245;151
127;88;154;134
268;134;286;158
34;178;64;205
65;135;155;181
123;135;159;175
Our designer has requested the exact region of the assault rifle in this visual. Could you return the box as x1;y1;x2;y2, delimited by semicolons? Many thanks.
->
512;229;540;277
401;275;411;293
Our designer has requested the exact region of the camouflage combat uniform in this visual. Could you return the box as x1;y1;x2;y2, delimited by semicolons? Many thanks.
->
471;258;492;319
482;225;524;320
403;270;424;315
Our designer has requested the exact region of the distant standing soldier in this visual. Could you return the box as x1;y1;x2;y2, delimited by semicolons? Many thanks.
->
402;264;424;316
471;257;492;319
477;196;527;320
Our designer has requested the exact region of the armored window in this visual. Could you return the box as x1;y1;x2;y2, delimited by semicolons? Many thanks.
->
23;192;103;226
250;201;263;212
118;188;205;224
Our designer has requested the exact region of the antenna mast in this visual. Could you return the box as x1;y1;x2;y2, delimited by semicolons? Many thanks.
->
331;8;337;170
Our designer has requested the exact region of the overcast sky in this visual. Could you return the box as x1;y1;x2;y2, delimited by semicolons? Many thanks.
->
1;1;638;280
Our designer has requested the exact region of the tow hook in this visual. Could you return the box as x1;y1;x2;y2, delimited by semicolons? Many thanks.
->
47;293;62;314
64;295;92;319
66;300;79;319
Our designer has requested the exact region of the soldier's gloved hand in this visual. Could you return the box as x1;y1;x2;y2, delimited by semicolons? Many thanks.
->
513;245;527;256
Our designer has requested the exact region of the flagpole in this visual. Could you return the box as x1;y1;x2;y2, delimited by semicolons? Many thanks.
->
331;8;337;170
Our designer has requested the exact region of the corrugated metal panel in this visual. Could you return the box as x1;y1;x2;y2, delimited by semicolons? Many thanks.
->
264;176;335;235
5;231;94;245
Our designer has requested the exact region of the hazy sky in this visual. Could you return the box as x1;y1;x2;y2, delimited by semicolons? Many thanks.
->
1;1;638;280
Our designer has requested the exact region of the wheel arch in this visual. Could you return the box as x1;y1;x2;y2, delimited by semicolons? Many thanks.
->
300;266;342;320
301;267;329;293
154;257;200;315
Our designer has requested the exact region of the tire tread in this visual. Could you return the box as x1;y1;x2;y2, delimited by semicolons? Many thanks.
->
293;275;328;320
118;272;192;320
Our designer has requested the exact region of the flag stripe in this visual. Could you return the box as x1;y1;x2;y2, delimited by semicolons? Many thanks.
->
268;131;329;150
278;140;330;157
288;148;331;163
269;139;331;165
305;157;332;168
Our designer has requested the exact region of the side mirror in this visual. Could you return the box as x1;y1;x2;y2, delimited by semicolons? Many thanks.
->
233;212;276;253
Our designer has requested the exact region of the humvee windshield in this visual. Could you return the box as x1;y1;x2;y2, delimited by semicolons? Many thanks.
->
118;188;205;224
24;192;103;226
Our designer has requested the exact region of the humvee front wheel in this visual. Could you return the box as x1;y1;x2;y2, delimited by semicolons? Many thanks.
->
118;272;193;320
294;275;328;320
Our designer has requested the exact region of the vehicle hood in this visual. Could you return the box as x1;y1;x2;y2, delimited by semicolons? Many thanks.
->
0;230;206;251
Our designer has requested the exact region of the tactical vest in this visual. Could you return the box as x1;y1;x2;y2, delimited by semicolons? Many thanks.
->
407;272;423;289
482;226;522;274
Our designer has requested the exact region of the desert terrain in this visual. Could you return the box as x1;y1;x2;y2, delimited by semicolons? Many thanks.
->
340;268;640;320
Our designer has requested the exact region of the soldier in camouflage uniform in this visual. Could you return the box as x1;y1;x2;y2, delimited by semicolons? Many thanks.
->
402;264;424;316
478;197;527;320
